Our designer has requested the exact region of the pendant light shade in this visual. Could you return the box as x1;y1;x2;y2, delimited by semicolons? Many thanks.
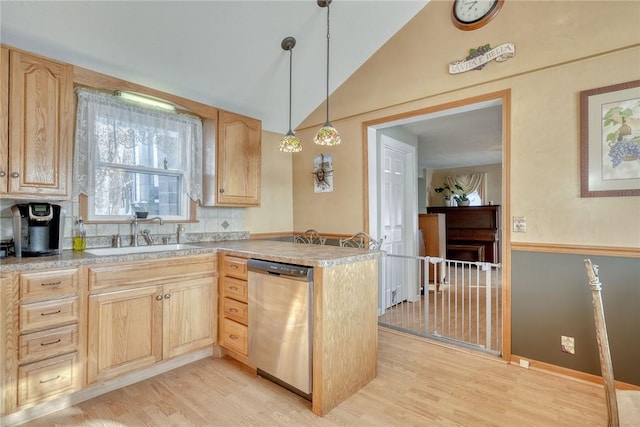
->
279;36;303;153
314;0;341;146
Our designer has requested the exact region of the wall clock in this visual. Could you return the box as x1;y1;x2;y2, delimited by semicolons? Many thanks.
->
452;0;504;31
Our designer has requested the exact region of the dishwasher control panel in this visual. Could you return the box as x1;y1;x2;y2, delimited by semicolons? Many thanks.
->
248;259;313;281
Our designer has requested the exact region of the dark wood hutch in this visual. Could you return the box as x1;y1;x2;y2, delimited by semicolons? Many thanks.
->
426;205;501;264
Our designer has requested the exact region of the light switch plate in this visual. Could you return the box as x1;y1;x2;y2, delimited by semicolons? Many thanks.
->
513;216;526;232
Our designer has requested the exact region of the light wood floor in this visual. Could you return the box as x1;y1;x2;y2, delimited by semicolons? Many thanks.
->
24;328;606;426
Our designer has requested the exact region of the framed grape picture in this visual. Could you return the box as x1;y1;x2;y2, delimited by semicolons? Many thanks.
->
580;79;640;197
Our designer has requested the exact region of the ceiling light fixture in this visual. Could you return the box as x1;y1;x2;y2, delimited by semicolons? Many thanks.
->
116;91;176;111
278;36;303;153
314;0;341;146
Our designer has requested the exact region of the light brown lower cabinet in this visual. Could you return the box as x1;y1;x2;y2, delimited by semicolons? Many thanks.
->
218;254;249;363
1;267;85;416
0;255;216;418
87;256;217;385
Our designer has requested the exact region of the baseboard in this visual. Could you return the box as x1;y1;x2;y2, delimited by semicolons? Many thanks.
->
511;354;640;391
1;347;213;427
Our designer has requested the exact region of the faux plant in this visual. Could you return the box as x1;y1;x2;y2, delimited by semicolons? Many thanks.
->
435;183;468;202
434;184;453;200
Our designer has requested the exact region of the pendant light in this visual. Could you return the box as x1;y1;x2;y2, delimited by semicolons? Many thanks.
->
278;36;303;153
314;0;341;146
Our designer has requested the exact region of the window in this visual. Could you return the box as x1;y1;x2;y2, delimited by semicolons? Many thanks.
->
74;89;202;221
446;173;487;206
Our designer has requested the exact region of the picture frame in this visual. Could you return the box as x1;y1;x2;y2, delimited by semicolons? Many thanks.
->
313;153;333;193
580;79;640;197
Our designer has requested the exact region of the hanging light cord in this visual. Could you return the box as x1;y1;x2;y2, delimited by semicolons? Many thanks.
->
288;47;293;133
324;2;331;126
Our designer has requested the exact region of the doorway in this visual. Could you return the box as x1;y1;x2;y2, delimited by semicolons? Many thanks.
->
364;90;511;359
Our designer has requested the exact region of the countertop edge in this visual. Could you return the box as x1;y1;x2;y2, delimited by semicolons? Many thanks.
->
0;241;384;272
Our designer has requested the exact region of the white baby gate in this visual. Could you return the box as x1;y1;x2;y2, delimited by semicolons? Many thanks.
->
379;254;502;356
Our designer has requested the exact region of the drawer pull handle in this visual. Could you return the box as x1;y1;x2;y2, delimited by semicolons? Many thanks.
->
229;334;238;340
41;281;62;287
229;308;238;313
229;286;238;291
40;375;61;384
41;339;62;346
41;310;61;316
230;265;238;269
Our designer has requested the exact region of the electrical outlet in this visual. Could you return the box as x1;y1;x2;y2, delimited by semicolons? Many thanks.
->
561;336;575;354
513;216;526;232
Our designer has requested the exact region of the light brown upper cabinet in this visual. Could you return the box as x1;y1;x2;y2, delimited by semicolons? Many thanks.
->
0;46;73;199
216;110;261;206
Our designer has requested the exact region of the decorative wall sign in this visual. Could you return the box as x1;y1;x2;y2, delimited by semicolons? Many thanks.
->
313;153;333;193
580;80;640;197
448;42;515;74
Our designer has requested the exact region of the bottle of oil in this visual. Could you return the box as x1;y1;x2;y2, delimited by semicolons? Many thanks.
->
73;217;87;251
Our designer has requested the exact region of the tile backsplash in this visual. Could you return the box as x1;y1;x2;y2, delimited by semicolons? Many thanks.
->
0;198;245;249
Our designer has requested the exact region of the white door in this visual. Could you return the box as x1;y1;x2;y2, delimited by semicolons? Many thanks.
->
380;136;418;309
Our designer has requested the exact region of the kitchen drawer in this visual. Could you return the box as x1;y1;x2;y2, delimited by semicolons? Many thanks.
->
19;324;78;364
20;296;78;333
221;255;247;280
221;318;247;355
223;297;248;325
221;276;248;303
18;352;79;406
20;268;78;301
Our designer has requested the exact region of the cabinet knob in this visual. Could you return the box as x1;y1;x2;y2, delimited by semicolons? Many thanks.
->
219;188;224;193
164;293;171;299
10;172;19;178
156;295;163;301
0;170;5;177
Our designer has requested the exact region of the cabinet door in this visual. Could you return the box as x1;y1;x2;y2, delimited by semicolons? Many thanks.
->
0;47;8;192
163;277;216;359
0;272;17;416
87;285;163;384
216;110;261;206
7;50;73;197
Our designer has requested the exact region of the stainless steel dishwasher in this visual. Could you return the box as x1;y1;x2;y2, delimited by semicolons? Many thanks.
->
247;259;314;400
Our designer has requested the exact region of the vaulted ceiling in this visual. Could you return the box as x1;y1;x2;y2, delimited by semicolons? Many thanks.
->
1;0;503;170
1;0;427;134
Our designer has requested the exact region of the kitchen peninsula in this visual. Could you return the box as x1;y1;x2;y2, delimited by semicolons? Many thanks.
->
0;240;381;422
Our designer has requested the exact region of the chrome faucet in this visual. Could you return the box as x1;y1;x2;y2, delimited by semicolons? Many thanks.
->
131;216;164;246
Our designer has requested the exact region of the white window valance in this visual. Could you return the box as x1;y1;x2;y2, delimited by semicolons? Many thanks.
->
73;88;203;204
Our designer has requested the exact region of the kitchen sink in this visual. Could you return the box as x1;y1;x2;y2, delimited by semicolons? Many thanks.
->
85;244;200;256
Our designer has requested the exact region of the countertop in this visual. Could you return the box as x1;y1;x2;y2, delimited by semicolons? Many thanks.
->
0;239;384;272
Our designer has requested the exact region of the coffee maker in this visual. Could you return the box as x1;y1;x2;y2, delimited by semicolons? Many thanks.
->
12;203;65;257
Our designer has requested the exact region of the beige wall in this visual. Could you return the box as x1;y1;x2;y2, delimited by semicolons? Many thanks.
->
243;130;293;234
292;1;640;248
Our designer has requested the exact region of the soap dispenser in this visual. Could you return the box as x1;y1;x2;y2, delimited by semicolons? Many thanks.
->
73;217;87;251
